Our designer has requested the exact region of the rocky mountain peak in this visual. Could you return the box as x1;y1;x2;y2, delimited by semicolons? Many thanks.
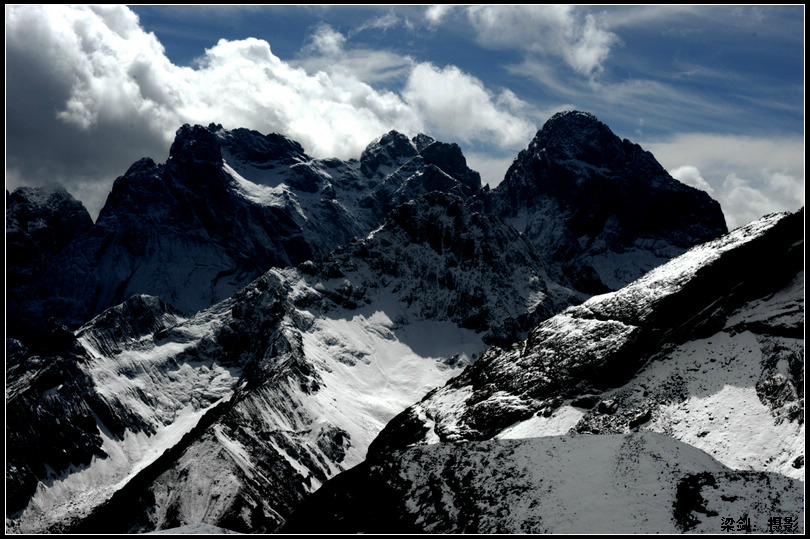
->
360;130;418;177
168;123;223;165
412;133;437;152
211;124;309;167
6;184;95;341
418;140;481;196
528;110;616;158
490;110;728;293
6;183;94;253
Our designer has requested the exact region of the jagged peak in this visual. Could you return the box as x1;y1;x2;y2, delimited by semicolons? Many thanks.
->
362;130;417;158
9;182;76;207
169;123;223;164
123;157;160;176
213;125;309;165
546;110;600;124
6;182;93;229
412;133;437;152
527;110;618;156
360;130;419;177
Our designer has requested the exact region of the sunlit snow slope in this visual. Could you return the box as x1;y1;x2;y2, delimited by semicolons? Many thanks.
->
370;210;804;486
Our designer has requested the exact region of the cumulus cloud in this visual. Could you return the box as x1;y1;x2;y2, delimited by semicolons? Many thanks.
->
402;63;536;149
5;5;180;217
465;5;619;77
305;23;347;56
646;134;804;229
6;5;540;219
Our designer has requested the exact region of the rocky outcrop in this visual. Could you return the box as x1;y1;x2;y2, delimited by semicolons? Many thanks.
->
305;191;582;344
6;185;94;341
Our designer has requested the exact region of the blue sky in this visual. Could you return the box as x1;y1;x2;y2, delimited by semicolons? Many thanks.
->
5;5;804;228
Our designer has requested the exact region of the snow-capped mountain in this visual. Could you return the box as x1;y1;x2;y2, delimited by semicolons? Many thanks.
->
8;111;782;534
6;191;582;533
6;125;483;340
343;209;804;532
7;111;727;343
488;111;728;293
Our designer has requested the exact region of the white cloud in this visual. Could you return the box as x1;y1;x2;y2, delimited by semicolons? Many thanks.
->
6;5;542;219
298;24;414;84
305;23;347;56
465;5;619;77
402;63;536;150
465;152;518;188
352;11;400;35
425;5;454;26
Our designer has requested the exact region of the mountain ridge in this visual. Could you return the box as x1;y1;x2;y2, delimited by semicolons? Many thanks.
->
6;111;774;535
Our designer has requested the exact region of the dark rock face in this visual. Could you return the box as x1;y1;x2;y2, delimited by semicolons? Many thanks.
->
6;184;94;264
6;125;484;341
307;191;581;344
6;185;94;341
359;132;482;220
418;140;481;197
489;111;728;293
359;130;419;177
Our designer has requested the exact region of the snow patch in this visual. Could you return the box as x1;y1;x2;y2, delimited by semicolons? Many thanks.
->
497;405;585;439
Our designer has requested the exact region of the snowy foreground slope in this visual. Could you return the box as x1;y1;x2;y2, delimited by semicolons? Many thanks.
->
283;432;804;534
300;209;805;533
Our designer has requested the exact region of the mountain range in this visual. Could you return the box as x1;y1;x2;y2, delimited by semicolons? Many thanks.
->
5;111;802;533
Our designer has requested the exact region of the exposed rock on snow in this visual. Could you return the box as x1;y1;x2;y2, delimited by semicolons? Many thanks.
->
7;190;582;533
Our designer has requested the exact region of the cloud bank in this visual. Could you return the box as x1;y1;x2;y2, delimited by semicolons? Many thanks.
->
6;5;534;218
